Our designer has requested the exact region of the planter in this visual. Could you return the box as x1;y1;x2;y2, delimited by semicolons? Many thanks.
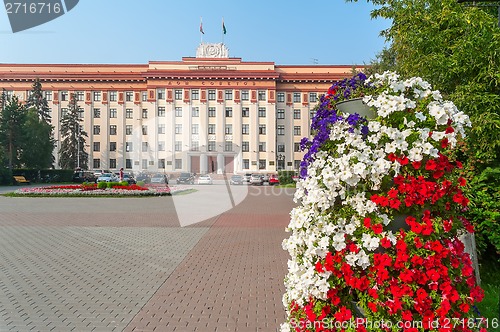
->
336;97;376;119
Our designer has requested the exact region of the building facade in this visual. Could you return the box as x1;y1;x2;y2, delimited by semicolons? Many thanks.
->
0;43;360;175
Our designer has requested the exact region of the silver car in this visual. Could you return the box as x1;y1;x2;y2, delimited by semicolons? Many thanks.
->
96;173;119;182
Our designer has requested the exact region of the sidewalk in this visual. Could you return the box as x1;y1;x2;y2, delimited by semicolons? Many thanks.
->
0;185;296;332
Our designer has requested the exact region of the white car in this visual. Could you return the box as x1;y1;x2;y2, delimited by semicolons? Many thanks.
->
96;173;119;182
197;174;213;185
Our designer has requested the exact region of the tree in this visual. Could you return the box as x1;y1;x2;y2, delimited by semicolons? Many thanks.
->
59;93;88;170
20;108;55;169
25;78;51;123
0;96;27;169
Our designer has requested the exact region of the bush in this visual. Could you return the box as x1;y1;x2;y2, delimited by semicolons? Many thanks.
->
107;182;121;188
466;167;500;259
137;181;145;187
12;169;73;183
278;171;295;185
0;166;12;185
97;181;107;189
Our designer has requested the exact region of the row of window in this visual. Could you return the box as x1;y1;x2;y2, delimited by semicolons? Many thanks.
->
93;158;181;170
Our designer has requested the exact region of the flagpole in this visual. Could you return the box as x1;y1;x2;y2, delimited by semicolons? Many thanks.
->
222;17;224;45
200;16;203;44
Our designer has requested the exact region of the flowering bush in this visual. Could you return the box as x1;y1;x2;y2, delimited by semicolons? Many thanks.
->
281;72;485;331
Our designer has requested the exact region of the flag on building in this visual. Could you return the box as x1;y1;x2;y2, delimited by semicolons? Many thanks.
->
222;19;226;35
200;18;204;34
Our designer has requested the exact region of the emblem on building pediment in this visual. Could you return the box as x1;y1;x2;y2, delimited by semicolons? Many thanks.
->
196;43;229;58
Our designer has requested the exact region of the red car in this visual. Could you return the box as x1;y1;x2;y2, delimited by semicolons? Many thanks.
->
269;174;280;185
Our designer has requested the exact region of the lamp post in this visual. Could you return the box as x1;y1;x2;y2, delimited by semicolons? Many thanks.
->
76;122;80;169
277;153;285;170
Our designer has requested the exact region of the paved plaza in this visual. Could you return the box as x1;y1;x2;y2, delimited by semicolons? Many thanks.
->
0;185;297;332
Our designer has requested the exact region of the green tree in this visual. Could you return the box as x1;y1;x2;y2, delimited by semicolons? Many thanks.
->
25;78;51;123
59;93;88;170
0;96;27;169
20;108;55;169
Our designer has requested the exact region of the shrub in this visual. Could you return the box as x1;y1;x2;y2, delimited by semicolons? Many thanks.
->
278;171;295;185
137;181;145;187
97;181;107;189
107;181;121;188
0;166;12;185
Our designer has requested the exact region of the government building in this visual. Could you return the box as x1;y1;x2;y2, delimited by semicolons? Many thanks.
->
0;43;360;175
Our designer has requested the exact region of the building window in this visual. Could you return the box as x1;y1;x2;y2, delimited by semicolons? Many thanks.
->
259;159;266;170
258;90;266;101
93;142;100;152
142;159;148;169
174;89;182;100
175;107;182;117
259;125;266;135
110;125;117;135
277;125;285;136
126;142;133;152
208;124;216;134
93;159;100;169
310;110;316;118
192;124;199;135
126;108;133;119
175;159;182;170
243;159;249;169
158;141;165;151
109;91;117;102
309;92;317;103
192;107;199;117
277;109;285;119
294;142;301;152
126;125;132;135
142;125;147;135
93;91;101;102
44;91;52;101
61;91;68;101
109;159;116;169
278;144;285;152
109;108;117;118
294;160;301;170
277;92;285;103
110;142;116;151
225;90;233;100
158;124;165;134
225;124;232;135
191;141;199;151
61;108;68;118
259;142;266;152
242;124;249;135
142;142;148;152
208;107;216;117
191;89;199;100
126;91;133;102
126;159;132;169
93;125;100;135
175;124;182;134
78;108;84;119
93;108;100;118
208;141;216;152
258;107;266;117
157;89;165;100
294;126;301;136
76;91;84;101
242;107;249;117
294;109;301;119
225;141;233;152
293;92;301;103
142;91;147;101
208;89;216;100
142;109;148;119
158;107;165;117
158;159;165;169
242;141;249;152
225;107;232;117
241;90;249;101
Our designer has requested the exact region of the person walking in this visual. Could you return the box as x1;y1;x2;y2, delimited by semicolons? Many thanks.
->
119;167;124;181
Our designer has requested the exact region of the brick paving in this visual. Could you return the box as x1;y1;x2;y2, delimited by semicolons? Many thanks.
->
0;185;296;332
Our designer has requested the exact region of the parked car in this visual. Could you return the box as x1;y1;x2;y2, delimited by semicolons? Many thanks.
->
135;172;150;183
230;174;244;185
93;169;110;177
243;173;252;183
121;173;136;185
97;173;119;183
72;171;96;183
262;174;270;183
269;174;280;185
176;172;195;184
197;174;213;185
150;173;168;184
250;174;264;185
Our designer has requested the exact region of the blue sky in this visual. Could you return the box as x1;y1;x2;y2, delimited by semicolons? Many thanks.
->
0;1;390;65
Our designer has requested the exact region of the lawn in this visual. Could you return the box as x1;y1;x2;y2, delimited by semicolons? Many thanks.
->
477;257;500;331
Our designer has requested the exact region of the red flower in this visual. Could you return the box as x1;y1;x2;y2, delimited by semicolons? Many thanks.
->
412;161;422;169
425;160;437;171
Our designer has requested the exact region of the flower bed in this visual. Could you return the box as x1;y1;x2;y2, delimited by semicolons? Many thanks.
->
10;183;191;197
281;72;485;331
